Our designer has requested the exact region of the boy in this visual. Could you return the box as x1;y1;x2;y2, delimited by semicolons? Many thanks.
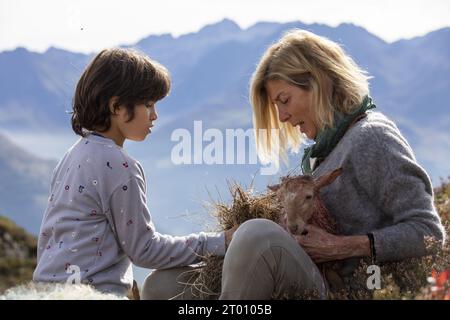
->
33;48;235;296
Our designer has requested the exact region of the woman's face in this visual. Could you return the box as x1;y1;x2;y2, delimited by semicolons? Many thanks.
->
265;79;317;140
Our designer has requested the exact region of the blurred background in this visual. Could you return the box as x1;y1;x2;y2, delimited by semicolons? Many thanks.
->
0;0;449;291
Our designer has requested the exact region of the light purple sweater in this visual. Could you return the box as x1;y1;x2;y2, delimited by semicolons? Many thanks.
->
33;133;225;295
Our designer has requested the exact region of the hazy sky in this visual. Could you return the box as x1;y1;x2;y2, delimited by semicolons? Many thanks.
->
1;0;449;53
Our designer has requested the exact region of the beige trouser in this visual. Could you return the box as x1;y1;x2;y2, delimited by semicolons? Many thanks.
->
141;218;327;300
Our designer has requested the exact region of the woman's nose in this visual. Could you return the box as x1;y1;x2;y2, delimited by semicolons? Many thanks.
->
278;107;290;122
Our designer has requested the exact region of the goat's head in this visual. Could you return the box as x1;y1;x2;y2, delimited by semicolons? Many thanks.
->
268;168;342;235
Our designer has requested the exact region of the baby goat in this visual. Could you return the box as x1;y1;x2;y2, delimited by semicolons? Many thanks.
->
268;168;342;236
268;168;344;291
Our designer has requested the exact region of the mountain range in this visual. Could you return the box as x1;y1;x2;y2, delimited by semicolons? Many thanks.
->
0;18;449;237
0;132;55;233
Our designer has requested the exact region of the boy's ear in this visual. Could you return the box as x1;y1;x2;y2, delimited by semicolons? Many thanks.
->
108;96;120;115
314;167;343;192
268;183;281;192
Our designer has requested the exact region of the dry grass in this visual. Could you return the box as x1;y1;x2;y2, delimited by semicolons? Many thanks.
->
186;178;450;300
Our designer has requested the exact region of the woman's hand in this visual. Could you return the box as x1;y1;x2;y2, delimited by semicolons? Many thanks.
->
295;224;371;263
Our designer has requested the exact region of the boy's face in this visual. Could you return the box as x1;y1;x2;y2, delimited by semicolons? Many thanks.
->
116;102;157;142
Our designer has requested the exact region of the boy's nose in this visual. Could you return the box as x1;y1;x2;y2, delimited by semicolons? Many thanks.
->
150;109;158;121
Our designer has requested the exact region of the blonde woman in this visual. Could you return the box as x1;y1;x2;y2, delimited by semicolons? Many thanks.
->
143;30;445;300
218;29;445;299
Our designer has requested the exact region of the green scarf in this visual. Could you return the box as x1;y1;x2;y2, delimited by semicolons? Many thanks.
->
301;95;376;174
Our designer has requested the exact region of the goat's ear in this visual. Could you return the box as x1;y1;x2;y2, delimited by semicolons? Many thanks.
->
314;167;343;191
268;183;281;192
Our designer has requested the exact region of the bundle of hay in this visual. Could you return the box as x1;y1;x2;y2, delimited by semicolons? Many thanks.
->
186;183;281;299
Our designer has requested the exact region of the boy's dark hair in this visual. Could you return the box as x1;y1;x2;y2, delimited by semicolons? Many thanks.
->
71;48;170;136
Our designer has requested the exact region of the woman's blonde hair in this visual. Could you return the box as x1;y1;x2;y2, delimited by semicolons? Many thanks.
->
250;29;370;164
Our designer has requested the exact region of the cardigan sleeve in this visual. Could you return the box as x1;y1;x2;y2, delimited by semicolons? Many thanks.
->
349;120;446;262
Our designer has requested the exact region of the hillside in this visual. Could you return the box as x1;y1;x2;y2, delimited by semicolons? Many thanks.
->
0;216;37;293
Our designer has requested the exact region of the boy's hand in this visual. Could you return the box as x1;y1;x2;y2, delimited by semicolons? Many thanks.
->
278;211;289;232
224;225;239;250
